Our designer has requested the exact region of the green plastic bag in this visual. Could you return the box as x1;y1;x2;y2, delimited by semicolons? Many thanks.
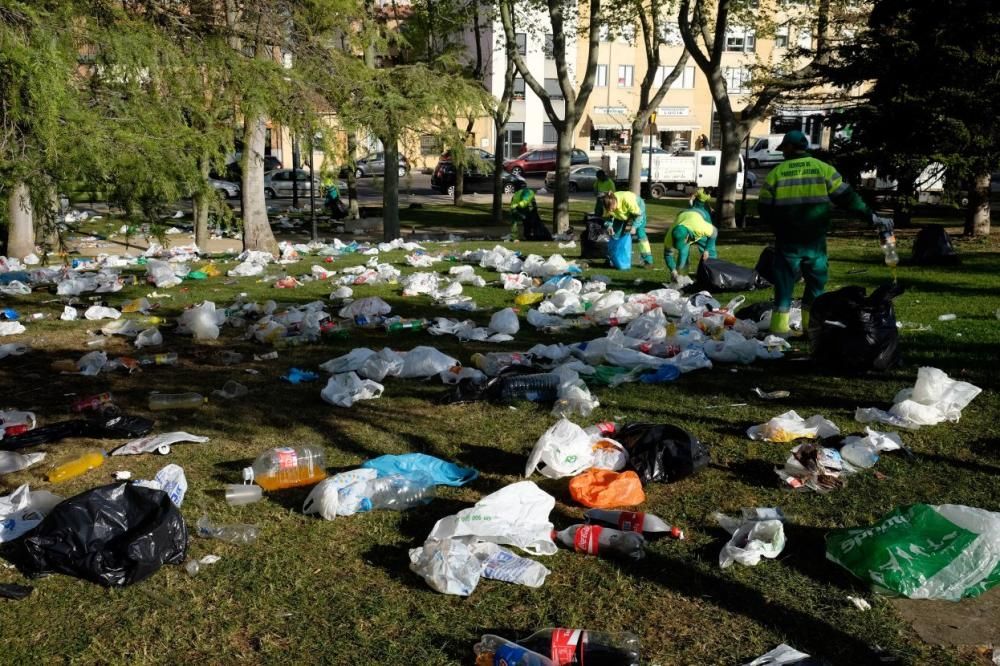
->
826;504;1000;600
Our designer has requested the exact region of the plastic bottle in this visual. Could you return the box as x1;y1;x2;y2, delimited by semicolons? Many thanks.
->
880;232;899;267
241;446;327;491
385;319;426;333
841;442;879;469
362;474;435;511
515;628;642;666
584;509;684;540
70;392;114;413
148;392;206;411
496;373;560;403
474;635;554;666
472;352;534;376
48;449;106;483
195;516;259;545
225;484;264;506
0;451;45;475
139;352;178;366
551;524;646;560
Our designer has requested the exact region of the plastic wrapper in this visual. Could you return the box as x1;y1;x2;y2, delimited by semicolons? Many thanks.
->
320;372;384;407
0;485;63;543
746;410;840;443
525;418;594;479
488;308;520;335
17;483;187;587
715;509;786;568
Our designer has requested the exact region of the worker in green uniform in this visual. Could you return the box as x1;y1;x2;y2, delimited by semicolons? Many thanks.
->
759;130;893;335
593;169;616;217
665;190;718;281
601;190;653;266
509;185;537;240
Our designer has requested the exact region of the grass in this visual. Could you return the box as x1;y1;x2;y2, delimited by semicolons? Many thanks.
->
1;205;998;665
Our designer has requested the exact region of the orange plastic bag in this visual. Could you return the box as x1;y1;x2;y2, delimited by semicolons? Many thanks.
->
569;469;646;508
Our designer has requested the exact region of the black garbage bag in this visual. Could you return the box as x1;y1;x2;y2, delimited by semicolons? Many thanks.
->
694;258;770;292
911;224;959;265
522;208;554;241
753;246;800;286
736;298;800;326
580;214;610;259
18;483;187;587
614;423;709;484
808;283;903;373
1;414;154;451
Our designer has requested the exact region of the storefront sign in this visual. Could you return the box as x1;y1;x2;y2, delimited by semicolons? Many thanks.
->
656;106;689;116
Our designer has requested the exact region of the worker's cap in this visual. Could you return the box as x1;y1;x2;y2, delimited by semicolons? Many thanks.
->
777;130;809;151
596;169;607;180
693;188;712;203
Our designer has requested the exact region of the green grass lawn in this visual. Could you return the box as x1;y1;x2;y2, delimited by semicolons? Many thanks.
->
0;209;997;664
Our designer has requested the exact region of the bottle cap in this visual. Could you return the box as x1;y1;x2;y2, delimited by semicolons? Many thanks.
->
242;467;254;482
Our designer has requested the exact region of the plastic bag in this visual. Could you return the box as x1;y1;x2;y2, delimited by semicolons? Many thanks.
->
607;234;632;270
408;539;551;597
338;297;391;319
615;423;709;484
178;301;221;341
359;348;405;382
146;259;182;288
84;306;121;321
112;431;209;456
891;366;982;427
524;418;594;479
746;410;840;443
695;258;769;292
488;308;520;335
569;469;645;508
303;468;378;519
361;453;478;487
809;284;901;373
134;327;162;349
320;372;384;407
426;481;556;555
743;644;815;666
911;224;959;266
398;346;458;378
18;483;187;587
319;348;376;374
0;485;62;543
826;504;1000;600
715;510;786;568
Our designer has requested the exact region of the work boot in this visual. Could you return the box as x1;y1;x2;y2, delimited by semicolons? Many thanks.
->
770;311;792;337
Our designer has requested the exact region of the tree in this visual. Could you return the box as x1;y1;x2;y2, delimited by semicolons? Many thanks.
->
823;0;999;236
500;0;603;233
678;0;856;227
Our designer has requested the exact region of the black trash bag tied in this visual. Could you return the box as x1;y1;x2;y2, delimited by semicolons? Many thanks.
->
614;423;709;484
808;282;903;374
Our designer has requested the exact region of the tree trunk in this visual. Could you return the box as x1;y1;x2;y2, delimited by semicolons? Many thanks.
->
552;126;573;234
193;155;211;248
628;123;646;194
346;132;360;220
36;184;61;251
382;136;400;240
492;120;506;226
453;146;465;205
718;124;745;229
241;114;277;254
7;182;35;259
964;171;991;237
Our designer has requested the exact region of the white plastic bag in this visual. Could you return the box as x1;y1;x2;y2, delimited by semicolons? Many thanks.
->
488;307;520;336
524;418;594;479
320;372;384;407
398;346;458;378
0;484;62;543
715;510;786;568
888;367;982;427
359;348;405;382
84;305;121;321
134;327;162;348
112;431;209;456
408;538;484;596
60;306;79;321
303;468;379;519
747;410;840;443
179;301;221;341
320;348;376;374
339;296;391;319
146;259;182;288
743;644;813;666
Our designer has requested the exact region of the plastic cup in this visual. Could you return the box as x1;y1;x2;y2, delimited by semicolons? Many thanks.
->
225;484;263;506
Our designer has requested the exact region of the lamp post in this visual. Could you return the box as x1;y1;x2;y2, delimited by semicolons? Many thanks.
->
647;111;656;196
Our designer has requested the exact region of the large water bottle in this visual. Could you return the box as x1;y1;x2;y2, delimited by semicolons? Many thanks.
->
362;473;435;511
195;516;260;545
496;373;560;403
242;446;327;491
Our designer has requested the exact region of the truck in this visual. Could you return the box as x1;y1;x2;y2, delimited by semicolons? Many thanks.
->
747;134;821;168
615;151;746;199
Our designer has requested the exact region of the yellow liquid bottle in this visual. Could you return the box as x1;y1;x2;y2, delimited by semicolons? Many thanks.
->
49;450;106;483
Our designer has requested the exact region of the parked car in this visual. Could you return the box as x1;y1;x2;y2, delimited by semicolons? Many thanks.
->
345;153;410;178
440;148;494;163
218;154;283;184
263;169;320;198
209;178;240;199
431;161;526;196
544;164;604;192
503;148;590;176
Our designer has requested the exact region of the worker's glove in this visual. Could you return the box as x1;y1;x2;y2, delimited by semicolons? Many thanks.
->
872;214;894;235
670;270;680;282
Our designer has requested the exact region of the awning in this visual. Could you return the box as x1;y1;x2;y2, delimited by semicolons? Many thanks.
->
590;114;629;131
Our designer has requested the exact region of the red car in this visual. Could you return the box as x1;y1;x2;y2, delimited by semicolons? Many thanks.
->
503;148;590;176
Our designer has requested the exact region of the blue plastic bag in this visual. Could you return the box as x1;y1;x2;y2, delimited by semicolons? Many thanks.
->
607;234;633;270
639;365;681;383
361;453;478;487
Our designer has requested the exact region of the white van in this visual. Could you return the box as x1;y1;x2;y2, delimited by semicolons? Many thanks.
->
615;151;745;198
747;135;786;168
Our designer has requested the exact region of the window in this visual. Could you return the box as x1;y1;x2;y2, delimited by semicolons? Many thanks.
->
544;33;554;58
700;156;717;166
544;78;563;99
724;28;756;53
775;25;789;48
654;65;695;89
723;66;750;93
797;27;813;50
515;33;527;55
513;77;525;98
617;64;633;87
419;134;439;156
596;64;608;87
543;123;558;144
526;151;542;162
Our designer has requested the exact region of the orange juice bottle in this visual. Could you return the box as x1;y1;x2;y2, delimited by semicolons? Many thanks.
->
241;447;327;491
49;449;106;483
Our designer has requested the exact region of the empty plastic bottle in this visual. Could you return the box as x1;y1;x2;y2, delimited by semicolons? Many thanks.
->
880;232;899;267
71;392;114;413
0;451;45;475
385;319;426;333
472;352;534;377
48;449;106;483
496;373;560;404
148;392;206;411
195;516;259;545
241;446;327;491
225;484;263;506
584;509;684;540
140;352;178;366
551;524;646;560
515;628;641;666
474;635;554;666
362;474;435;511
